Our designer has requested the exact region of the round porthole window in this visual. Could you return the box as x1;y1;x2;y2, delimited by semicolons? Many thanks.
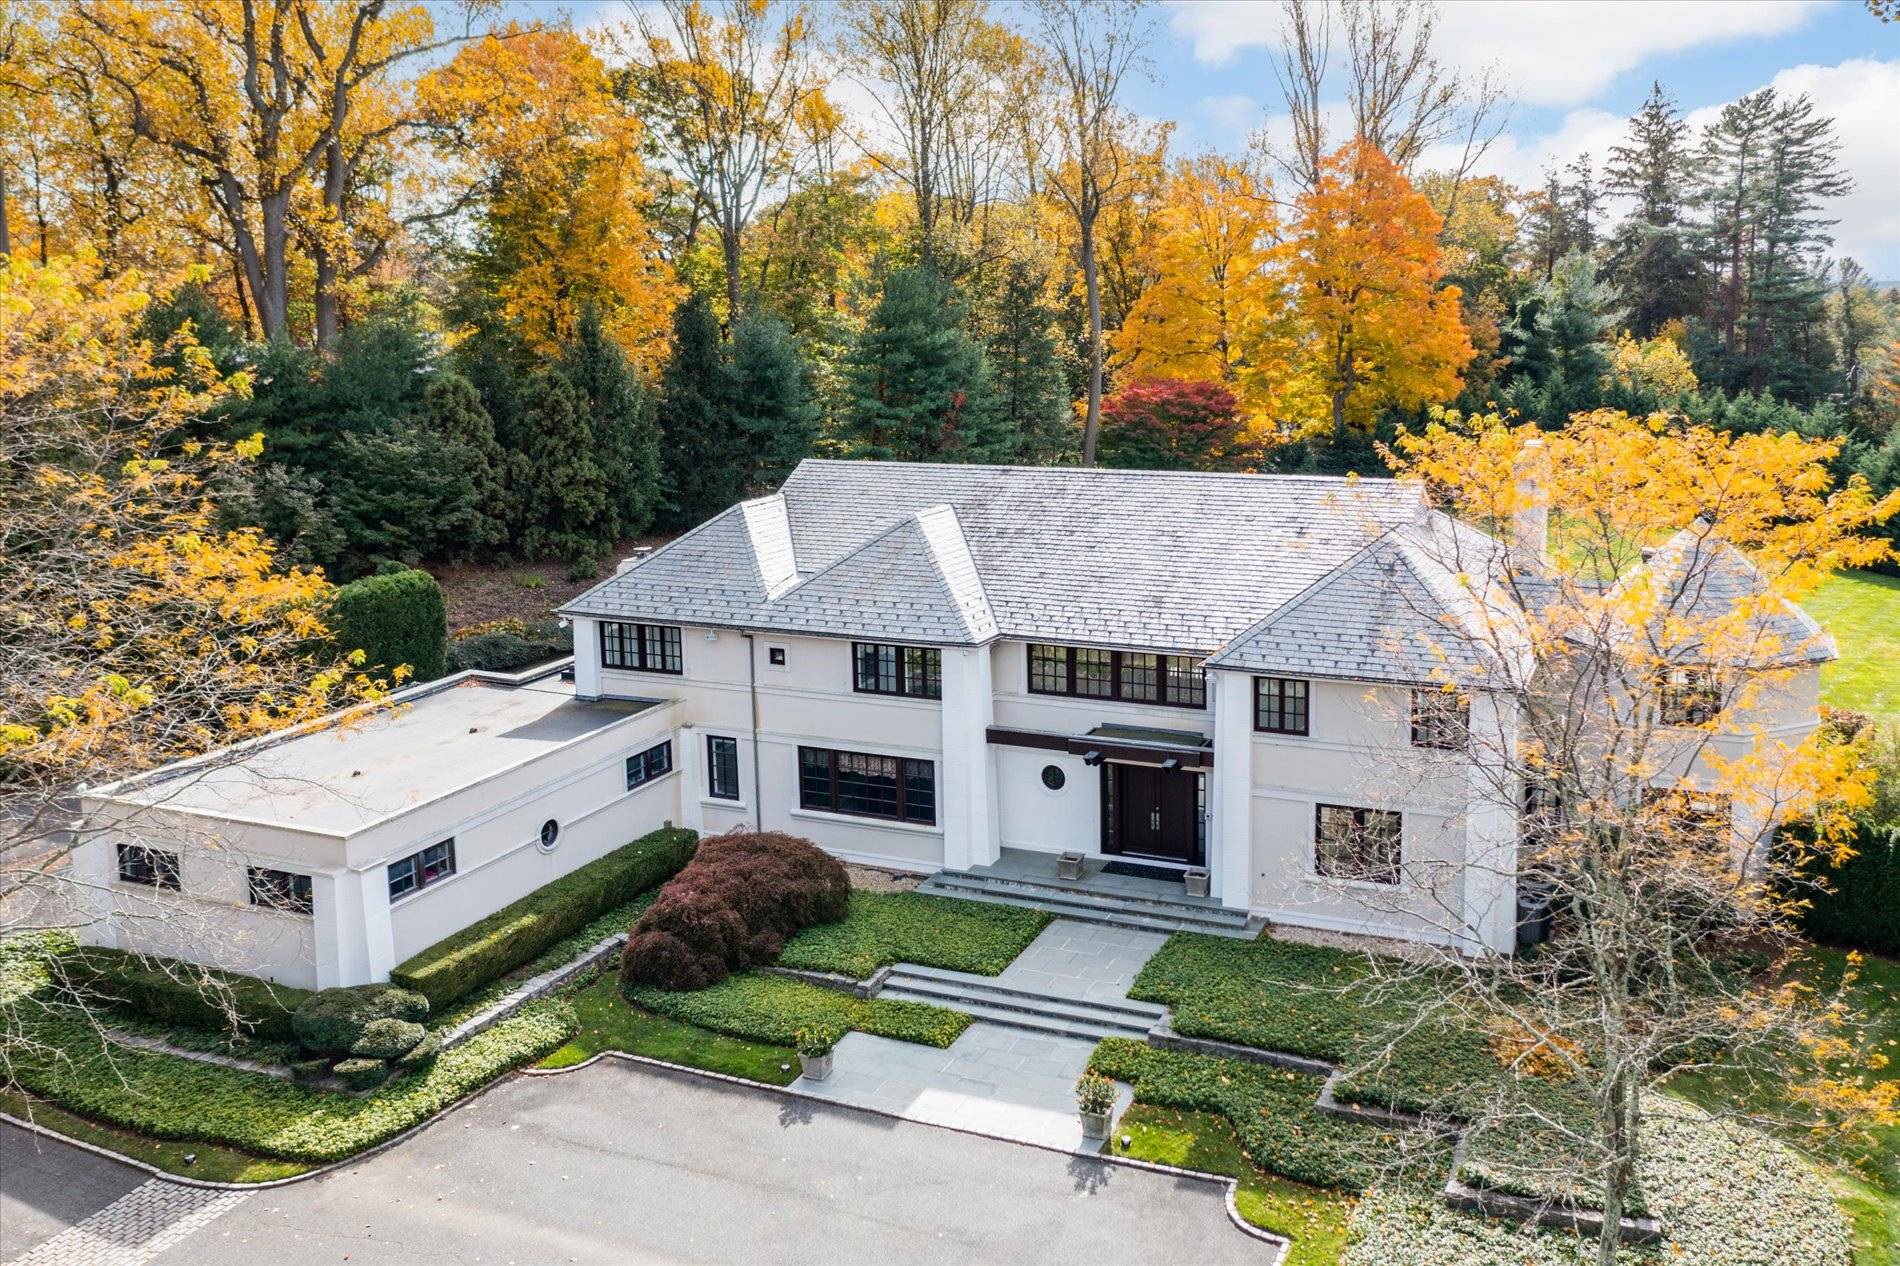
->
537;819;560;852
1040;765;1066;791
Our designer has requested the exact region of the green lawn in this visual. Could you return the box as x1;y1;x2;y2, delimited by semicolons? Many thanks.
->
1112;1104;1355;1266
627;970;971;1048
777;890;1050;979
1807;570;1900;723
538;973;798;1084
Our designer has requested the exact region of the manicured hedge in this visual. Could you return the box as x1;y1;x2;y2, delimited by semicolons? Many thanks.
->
57;947;312;1043
777;890;1050;979
1796;819;1900;957
5;1002;575;1163
622;831;849;991
292;983;428;1055
625;972;969;1048
393;827;697;1010
330;567;448;683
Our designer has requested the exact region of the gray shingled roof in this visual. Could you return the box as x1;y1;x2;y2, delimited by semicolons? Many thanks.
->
1602;525;1836;667
563;460;1426;651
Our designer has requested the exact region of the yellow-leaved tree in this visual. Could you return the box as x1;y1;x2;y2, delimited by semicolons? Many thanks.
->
1284;139;1472;439
0;254;385;1038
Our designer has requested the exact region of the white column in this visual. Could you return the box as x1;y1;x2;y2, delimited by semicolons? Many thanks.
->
1461;691;1519;956
313;868;364;987
67;824;120;948
676;724;705;833
572;617;601;699
939;645;998;871
1211;670;1255;911
361;867;398;983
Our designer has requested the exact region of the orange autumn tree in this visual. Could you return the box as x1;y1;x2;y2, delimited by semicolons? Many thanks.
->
1285;139;1472;439
1340;408;1900;1258
1116;153;1291;434
420;27;678;367
0;254;385;993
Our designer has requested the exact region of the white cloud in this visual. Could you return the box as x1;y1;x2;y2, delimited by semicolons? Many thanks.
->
1168;0;1826;107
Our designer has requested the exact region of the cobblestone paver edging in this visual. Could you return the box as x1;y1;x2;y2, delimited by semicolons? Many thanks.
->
1;1178;247;1266
103;1031;290;1080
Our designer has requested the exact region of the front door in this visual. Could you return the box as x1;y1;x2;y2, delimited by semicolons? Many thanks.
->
1104;763;1204;865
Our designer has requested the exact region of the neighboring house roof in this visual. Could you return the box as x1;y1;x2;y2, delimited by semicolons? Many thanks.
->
1205;514;1534;689
564;460;1425;651
1600;525;1837;667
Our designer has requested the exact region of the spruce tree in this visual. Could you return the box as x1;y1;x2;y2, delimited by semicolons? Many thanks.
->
656;292;743;530
839;266;1006;463
509;371;612;569
727;305;818;492
984;260;1075;463
1604;83;1704;338
1502;253;1621;423
419;371;510;553
561;304;663;540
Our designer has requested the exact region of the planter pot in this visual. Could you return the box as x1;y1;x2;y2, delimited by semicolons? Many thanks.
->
1183;867;1210;898
1079;1108;1112;1141
799;1051;833;1082
1058;851;1086;881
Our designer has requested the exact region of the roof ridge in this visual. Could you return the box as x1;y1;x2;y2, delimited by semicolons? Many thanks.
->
788;456;1413;488
911;503;998;642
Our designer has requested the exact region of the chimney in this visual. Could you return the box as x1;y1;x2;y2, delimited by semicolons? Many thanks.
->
616;546;655;575
1511;439;1550;573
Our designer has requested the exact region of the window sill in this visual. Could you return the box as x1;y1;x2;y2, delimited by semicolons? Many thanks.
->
1304;869;1410;895
701;797;747;812
788;807;942;836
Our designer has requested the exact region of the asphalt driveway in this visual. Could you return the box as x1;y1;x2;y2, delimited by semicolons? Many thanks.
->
2;1121;149;1259
127;1059;1270;1265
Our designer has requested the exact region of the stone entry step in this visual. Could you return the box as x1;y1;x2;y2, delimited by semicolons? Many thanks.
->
880;968;1163;1042
919;871;1259;937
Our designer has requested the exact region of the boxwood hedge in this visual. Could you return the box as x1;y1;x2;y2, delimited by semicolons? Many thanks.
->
392;827;697;1010
776;890;1050;980
625;972;970;1049
56;947;312;1043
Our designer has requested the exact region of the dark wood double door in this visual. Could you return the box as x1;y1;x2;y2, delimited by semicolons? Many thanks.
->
1102;762;1205;866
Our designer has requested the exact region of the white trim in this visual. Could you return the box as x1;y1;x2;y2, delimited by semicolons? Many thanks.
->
819;846;938;874
787;807;944;837
1258;905;1474;953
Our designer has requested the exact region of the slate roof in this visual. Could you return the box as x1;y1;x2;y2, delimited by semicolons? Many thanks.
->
562;460;1426;651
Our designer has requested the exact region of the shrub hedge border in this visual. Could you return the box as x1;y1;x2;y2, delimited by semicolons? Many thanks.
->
57;948;312;1043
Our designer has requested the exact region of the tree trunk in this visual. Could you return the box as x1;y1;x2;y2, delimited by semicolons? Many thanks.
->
1080;215;1102;467
723;225;743;330
0;160;10;258
258;189;291;341
1596;1066;1638;1266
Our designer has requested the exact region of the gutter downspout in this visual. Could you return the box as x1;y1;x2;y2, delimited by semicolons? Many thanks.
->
741;633;763;829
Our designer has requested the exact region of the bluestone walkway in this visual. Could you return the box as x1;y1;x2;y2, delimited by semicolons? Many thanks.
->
797;918;1168;1150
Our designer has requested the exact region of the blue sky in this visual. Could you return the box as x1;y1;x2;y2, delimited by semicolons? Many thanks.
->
570;0;1900;279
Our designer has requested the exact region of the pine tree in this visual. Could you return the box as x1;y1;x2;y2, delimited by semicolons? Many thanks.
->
839;266;1007;462
561;304;663;540
1604;83;1704;337
509;371;612;569
419;371;510;553
657;292;743;529
1501;252;1621;423
726;304;818;492
985;259;1077;463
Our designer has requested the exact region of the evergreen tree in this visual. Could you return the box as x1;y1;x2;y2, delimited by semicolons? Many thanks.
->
983;260;1075;463
726;304;818;492
1604;83;1705;337
420;371;510;553
509;371;612;569
1501;252;1621;424
561;304;663;540
657;292;743;530
839;266;1006;462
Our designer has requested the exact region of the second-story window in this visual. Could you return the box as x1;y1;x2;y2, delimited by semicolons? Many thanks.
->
852;643;941;699
1410;689;1469;750
1026;644;1206;710
1659;666;1721;726
600;622;682;674
1254;677;1310;735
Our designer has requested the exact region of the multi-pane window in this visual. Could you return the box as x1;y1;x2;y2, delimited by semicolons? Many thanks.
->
1315;804;1402;884
852;643;942;699
1254;677;1310;735
387;839;455;901
1026;644;1207;710
117;843;181;891
707;735;740;800
1659;666;1721;726
600;622;683;674
1410;689;1469;750
625;741;674;790
1642;787;1732;848
248;867;314;914
798;746;936;825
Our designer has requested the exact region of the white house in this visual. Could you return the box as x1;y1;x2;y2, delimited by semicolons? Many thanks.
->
73;458;1834;985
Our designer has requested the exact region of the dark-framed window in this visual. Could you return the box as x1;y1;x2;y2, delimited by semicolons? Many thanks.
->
625;741;673;790
1315;804;1402;884
798;746;935;825
248;867;314;914
1642;786;1732;847
1026;644;1206;709
600;622;682;674
1254;677;1310;735
1410;689;1469;750
117;843;180;891
387;839;455;901
707;735;740;800
852;643;942;700
1659;666;1721;726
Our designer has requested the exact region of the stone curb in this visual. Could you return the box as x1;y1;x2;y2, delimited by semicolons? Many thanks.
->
103;1030;291;1080
1441;1136;1665;1245
757;963;892;1000
436;931;628;1049
1149;1023;1337;1077
522;1047;1290;1261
